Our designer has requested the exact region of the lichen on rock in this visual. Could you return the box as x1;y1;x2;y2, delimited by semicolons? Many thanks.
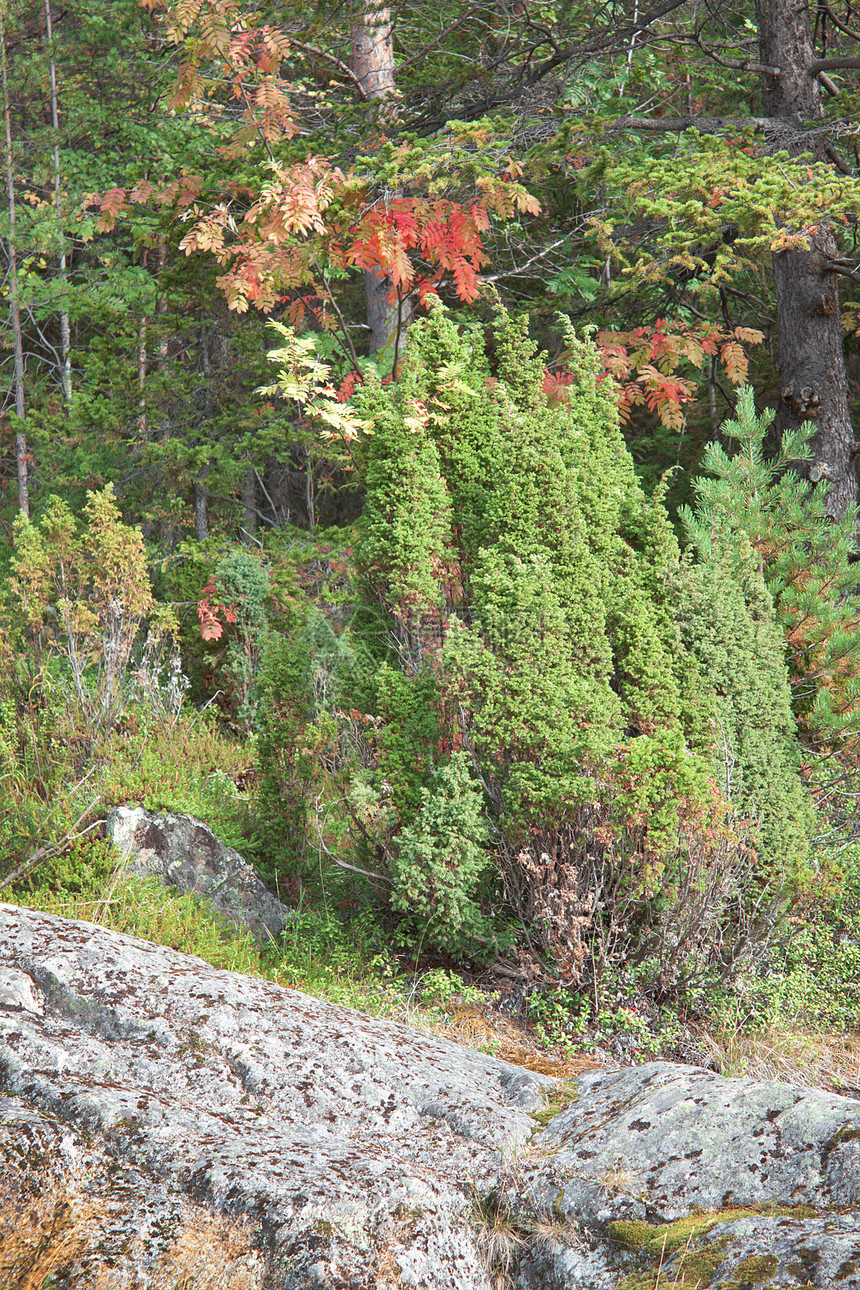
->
1;903;859;1288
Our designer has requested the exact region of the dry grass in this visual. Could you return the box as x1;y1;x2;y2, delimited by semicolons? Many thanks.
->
0;1171;263;1290
471;1194;529;1290
0;1177;104;1290
95;1205;264;1290
597;1162;638;1197
438;1004;606;1077
698;1022;860;1094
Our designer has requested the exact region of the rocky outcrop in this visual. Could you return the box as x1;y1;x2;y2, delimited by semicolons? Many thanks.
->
1;902;859;1289
106;805;292;945
519;1063;860;1287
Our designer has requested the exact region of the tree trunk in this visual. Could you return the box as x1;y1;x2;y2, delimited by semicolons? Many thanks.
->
45;0;71;405
194;321;212;540
137;312;148;437
194;482;210;541
350;5;395;102
351;6;413;359
1;6;28;515
136;240;167;441
773;226;856;520
757;0;858;521
365;267;413;357
755;0;821;123
240;465;257;544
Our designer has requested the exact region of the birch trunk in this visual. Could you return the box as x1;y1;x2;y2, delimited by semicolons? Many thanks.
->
195;321;211;541
351;5;413;358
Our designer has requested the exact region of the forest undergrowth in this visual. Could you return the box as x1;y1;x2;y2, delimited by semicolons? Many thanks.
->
2;308;860;1095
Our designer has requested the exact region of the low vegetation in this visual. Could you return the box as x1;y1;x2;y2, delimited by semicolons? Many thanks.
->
2;305;859;1089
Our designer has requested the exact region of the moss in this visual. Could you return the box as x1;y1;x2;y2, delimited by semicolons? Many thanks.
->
734;1253;778;1280
177;1029;212;1061
606;1219;656;1252
610;1204;820;1257
616;1241;726;1290
610;1208;760;1257
823;1125;860;1159
670;1245;725;1287
613;1204;822;1290
530;1081;579;1128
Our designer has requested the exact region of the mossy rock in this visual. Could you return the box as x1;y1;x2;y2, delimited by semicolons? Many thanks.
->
613;1204;822;1290
734;1254;778;1280
608;1208;757;1256
530;1081;579;1128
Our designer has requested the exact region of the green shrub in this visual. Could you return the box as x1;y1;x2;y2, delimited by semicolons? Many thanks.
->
676;552;813;886
212;547;272;728
390;751;493;954
7;486;176;739
735;839;860;1031
253;607;360;882
254;311;817;1003
343;306;772;989
681;386;860;752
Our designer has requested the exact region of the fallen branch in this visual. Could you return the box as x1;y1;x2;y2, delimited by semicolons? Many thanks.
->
0;797;103;891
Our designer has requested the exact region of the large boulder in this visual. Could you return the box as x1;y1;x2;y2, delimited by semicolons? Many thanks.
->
105;804;292;945
0;903;552;1289
1;902;859;1288
519;1062;860;1288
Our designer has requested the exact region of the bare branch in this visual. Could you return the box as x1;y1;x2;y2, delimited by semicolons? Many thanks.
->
398;5;481;71
481;235;569;283
0;800;102;891
820;0;860;45
808;56;860;73
612;113;774;132
285;37;369;100
825;142;853;175
825;258;860;284
413;0;692;131
313;795;392;885
692;33;779;75
321;273;362;372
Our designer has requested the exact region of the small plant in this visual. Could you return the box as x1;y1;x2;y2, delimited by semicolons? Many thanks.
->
527;989;589;1053
8;486;176;740
390;751;493;954
264;906;409;1016
416;968;486;1019
682;386;860;754
471;1189;528;1290
197;547;272;731
597;1161;638;1197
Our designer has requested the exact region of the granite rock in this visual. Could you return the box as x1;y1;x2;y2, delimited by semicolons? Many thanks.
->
2;902;860;1288
105;804;292;945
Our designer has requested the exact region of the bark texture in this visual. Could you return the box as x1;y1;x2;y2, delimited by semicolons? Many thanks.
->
1;8;28;516
351;6;413;357
774;226;857;520
755;0;822;122
350;5;395;101
757;0;857;520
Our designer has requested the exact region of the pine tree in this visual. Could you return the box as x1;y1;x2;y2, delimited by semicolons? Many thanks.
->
681;387;860;752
